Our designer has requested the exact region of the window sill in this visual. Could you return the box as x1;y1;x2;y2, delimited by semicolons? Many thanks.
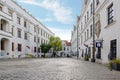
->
105;20;116;29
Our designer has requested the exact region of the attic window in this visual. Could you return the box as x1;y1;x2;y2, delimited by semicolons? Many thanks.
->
85;0;88;5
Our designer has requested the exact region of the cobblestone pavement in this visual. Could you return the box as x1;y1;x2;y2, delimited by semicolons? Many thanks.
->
0;58;120;80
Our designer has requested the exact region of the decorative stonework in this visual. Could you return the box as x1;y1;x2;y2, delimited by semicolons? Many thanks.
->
95;14;101;38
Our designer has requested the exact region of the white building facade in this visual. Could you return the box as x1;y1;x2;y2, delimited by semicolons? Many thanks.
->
0;0;54;58
71;0;120;63
71;26;77;55
58;40;71;57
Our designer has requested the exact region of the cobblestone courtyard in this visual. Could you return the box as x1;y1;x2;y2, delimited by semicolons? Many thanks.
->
0;58;120;80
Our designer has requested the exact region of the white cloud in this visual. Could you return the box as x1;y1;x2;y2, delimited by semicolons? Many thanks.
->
39;18;53;22
18;0;72;24
48;27;71;41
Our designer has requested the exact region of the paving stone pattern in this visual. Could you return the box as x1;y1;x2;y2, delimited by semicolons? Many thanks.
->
0;58;120;80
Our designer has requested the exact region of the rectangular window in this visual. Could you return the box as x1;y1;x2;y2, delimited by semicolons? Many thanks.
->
41;30;42;36
17;29;21;38
84;32;86;41
38;28;40;34
18;44;22;51
38;37;40;43
110;39;117;60
90;3;93;15
34;36;36;42
85;15;86;24
12;42;14;51
41;39;43;44
11;26;14;36
34;47;36;52
87;11;89;20
0;4;3;11
24;32;27;40
34;27;36;32
87;29;89;39
1;40;4;50
38;47;40;53
96;0;99;6
8;9;13;17
24;21;27;27
108;3;113;25
17;16;21;25
85;0;88;5
81;36;83;44
90;25;93;37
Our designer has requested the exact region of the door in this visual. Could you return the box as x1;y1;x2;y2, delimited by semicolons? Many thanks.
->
110;39;117;59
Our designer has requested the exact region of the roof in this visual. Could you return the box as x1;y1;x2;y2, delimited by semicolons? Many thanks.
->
62;40;71;46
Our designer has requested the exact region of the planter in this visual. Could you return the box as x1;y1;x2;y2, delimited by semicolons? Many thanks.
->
112;63;120;71
108;59;120;71
84;54;89;61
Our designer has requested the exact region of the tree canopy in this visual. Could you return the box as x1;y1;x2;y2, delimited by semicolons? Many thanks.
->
40;44;51;57
49;36;62;51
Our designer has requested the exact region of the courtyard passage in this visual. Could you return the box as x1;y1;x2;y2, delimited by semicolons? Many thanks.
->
0;58;120;80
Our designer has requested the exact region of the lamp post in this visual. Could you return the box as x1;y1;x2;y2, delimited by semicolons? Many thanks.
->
91;0;96;62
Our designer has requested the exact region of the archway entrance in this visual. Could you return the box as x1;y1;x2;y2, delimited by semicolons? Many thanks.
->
0;38;10;57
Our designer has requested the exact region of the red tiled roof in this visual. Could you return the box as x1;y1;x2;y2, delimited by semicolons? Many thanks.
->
62;40;71;46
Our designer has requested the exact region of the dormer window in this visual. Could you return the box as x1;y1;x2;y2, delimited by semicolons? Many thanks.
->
96;0;100;6
17;16;21;25
24;21;27;27
84;0;88;5
8;9;13;17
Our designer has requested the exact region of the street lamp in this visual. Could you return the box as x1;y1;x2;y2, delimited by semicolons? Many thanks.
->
91;0;96;62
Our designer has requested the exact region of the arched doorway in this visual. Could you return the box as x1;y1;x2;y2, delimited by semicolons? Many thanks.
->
0;19;9;32
0;38;10;58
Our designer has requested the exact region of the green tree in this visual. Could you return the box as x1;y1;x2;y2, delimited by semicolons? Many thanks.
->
49;36;62;57
40;44;51;57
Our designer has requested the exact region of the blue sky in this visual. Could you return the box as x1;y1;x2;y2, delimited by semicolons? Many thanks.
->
15;0;82;41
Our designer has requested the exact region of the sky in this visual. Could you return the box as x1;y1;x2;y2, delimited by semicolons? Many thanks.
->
14;0;82;41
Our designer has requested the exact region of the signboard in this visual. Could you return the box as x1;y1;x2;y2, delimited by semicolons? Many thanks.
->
96;42;102;48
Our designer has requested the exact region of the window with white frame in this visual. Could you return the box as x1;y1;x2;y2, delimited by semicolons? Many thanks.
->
17;16;21;25
34;36;36;42
87;11;89;20
34;27;36;32
85;32;86;41
108;3;113;25
96;0;99;6
24;21;27;27
8;9;13;17
17;29;21;38
87;29;89;39
0;4;3;11
90;3;93;15
90;25;93;37
24;32;27;40
18;44;22;51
